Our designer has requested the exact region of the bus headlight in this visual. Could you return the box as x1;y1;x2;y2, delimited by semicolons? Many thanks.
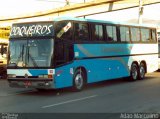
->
48;75;53;79
8;74;16;78
38;75;47;78
38;75;53;79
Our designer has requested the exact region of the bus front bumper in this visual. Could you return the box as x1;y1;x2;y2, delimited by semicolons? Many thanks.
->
8;79;53;89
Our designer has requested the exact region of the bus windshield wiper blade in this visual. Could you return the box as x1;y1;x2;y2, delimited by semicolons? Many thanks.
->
29;53;38;67
16;45;24;64
28;47;39;67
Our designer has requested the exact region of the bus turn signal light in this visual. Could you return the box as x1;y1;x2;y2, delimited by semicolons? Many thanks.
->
48;75;53;79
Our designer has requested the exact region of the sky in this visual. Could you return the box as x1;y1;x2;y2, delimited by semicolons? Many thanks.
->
0;0;89;18
86;3;160;22
0;0;160;24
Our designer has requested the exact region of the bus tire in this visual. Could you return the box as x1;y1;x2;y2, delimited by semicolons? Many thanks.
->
130;63;139;81
138;62;146;80
73;69;85;91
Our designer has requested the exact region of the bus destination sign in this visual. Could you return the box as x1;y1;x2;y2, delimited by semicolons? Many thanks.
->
10;22;54;38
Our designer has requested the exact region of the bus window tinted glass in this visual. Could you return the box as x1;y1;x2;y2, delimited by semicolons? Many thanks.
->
131;27;140;42
141;28;150;42
55;21;72;40
106;25;117;42
9;39;53;67
74;23;89;41
92;24;103;41
120;26;130;42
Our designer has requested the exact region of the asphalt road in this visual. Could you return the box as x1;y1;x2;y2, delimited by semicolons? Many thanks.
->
0;71;160;118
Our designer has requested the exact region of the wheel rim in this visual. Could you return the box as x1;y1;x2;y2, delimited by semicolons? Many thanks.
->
75;74;83;90
140;65;145;79
132;65;138;80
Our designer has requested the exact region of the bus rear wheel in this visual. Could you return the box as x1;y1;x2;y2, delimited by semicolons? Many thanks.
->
130;63;139;81
138;63;146;80
73;69;85;91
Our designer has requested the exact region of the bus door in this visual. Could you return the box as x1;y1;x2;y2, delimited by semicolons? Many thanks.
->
54;41;74;88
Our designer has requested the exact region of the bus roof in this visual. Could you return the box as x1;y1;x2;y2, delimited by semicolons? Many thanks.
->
11;16;157;29
54;17;158;28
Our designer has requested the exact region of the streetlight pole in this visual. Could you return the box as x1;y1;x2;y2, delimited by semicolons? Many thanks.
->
65;0;69;6
138;0;143;24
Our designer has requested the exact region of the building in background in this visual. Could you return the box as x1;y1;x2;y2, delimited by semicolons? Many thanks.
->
0;27;10;78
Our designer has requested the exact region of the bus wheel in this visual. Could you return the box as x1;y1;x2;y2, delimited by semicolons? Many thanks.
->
139;63;146;80
130;63;139;81
73;69;85;91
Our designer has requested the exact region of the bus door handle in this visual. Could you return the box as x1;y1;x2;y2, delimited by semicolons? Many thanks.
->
0;61;3;63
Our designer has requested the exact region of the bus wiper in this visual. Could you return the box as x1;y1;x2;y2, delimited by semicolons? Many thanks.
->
16;45;24;64
29;53;39;67
27;47;39;67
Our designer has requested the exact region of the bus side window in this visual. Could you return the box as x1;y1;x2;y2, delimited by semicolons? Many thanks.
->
120;26;130;42
91;24;104;41
141;28;150;42
130;27;140;42
56;21;73;40
74;23;89;41
106;25;117;42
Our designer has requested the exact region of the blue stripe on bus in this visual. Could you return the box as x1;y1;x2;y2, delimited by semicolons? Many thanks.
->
74;44;131;58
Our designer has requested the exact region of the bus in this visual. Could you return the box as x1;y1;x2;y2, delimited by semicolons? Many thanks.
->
7;17;158;91
0;38;8;78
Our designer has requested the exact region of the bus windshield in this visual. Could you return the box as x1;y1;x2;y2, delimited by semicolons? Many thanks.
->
9;39;53;68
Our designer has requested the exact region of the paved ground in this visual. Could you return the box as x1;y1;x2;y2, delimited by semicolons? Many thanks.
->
0;71;160;118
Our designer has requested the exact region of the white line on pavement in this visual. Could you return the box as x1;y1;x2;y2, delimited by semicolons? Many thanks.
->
42;95;98;108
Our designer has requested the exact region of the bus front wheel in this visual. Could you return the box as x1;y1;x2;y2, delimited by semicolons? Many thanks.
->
130;63;139;81
73;69;85;91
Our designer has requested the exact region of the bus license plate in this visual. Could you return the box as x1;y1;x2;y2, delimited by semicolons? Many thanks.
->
24;81;32;86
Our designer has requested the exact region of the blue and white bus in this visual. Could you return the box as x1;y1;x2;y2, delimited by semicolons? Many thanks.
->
7;17;158;91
